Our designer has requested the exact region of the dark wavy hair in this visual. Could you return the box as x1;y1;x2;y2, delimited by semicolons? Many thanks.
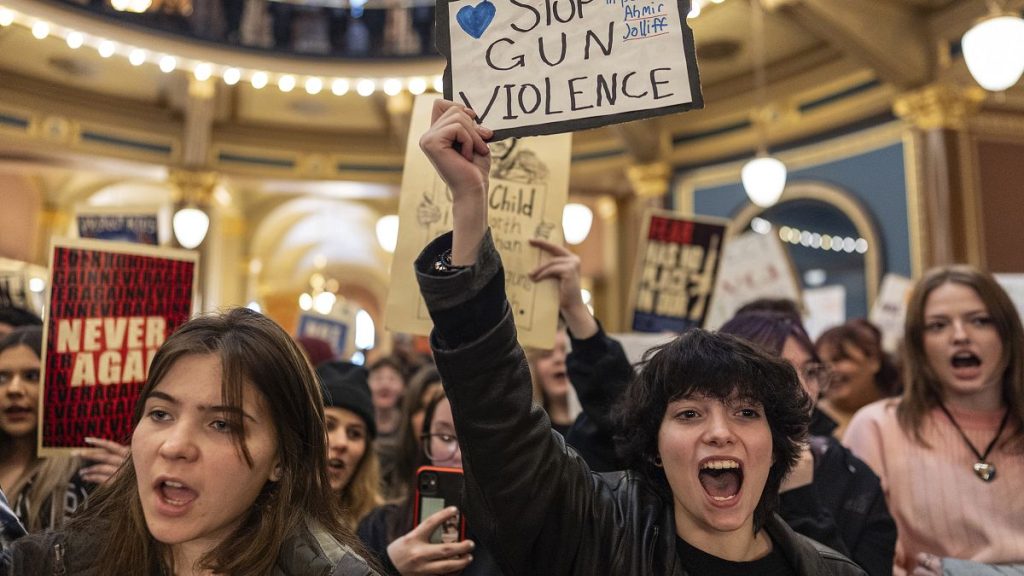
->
615;329;811;533
816;319;901;397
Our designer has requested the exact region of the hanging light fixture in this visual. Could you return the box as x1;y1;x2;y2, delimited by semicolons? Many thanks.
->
562;203;594;245
742;0;787;208
170;170;215;249
962;3;1024;92
376;214;400;253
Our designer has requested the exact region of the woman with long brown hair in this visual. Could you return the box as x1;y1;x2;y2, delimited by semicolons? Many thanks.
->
846;265;1024;575
4;308;378;575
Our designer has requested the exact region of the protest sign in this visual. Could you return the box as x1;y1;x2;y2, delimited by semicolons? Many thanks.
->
703;231;802;331
76;207;160;245
386;95;570;349
437;0;703;139
629;211;727;333
296;305;357;360
0;258;47;315
39;238;197;454
803;285;846;340
995;274;1024;322
868;273;913;354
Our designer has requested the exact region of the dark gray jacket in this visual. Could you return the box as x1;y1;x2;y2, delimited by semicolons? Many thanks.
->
415;230;867;576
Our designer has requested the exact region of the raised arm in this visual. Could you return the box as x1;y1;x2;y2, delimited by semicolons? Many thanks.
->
415;102;622;576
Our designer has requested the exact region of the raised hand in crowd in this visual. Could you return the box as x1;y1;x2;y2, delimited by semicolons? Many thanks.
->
73;436;129;485
528;238;598;340
385;506;474;576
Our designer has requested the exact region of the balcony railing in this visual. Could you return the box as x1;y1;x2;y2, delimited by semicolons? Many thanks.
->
58;0;439;58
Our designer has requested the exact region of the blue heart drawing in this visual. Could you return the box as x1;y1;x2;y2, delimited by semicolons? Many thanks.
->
457;0;496;40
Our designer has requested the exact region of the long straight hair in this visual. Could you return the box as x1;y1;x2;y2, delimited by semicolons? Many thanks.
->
338;438;382;528
64;308;369;574
0;327;81;533
898;265;1024;450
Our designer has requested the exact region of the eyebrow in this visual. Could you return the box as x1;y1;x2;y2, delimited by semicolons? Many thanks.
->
146;390;257;422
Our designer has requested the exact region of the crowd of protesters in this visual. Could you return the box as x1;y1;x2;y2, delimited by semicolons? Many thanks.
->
2;100;1023;575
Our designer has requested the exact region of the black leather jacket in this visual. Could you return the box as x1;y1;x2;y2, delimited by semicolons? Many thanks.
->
415;230;867;576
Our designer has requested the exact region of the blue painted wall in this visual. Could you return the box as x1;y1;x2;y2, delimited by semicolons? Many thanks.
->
688;140;911;318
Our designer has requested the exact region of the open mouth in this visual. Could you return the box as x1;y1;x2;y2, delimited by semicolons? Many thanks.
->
3;406;32;415
951;352;981;369
157;479;198;507
328;458;345;471
698;459;743;503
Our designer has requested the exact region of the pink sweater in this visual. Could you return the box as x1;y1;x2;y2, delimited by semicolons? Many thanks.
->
844;399;1024;575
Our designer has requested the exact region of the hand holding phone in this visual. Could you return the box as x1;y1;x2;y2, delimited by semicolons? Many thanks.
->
386;506;475;576
414;466;466;543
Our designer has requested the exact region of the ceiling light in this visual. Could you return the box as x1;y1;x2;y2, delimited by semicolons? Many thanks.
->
356;79;376;97
65;31;84;49
278;74;296;92
299;293;313;311
29;277;45;293
383;78;402;96
159;55;176;73
251;71;268;89
193;62;212;81
375;214;400;253
562;203;594;245
129;48;146;66
313;291;337;315
742;156;787;208
172;207;210;249
0;8;15;27
332;78;350;96
962;13;1024;91
31;20;49;39
750;217;772;234
408;77;427;95
305;77;323;95
98;40;116;58
433;75;444;93
223;67;241;85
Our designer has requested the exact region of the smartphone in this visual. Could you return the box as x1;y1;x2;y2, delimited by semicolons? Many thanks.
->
413;465;466;544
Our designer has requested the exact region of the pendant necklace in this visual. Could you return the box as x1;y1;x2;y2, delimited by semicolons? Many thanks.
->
937;401;1010;482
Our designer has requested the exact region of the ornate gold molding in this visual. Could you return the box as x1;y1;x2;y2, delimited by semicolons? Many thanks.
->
169;169;218;205
626;161;671;199
893;83;986;131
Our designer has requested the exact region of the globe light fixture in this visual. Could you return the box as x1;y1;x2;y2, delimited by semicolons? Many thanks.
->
962;13;1024;92
742;155;787;208
376;214;400;253
172;206;210;249
562;203;594;245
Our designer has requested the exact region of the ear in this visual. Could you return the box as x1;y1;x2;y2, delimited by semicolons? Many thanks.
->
866;355;882;375
269;459;284;483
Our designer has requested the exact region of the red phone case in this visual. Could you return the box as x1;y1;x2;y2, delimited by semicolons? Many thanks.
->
413;465;467;542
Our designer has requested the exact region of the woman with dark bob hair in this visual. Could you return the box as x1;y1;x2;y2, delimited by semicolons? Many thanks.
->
3;308;378;575
410;100;865;575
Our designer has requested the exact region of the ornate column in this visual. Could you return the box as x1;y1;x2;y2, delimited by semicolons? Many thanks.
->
894;83;985;271
616;161;672;328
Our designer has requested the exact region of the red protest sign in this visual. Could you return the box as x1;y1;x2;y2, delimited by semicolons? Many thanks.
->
39;239;197;454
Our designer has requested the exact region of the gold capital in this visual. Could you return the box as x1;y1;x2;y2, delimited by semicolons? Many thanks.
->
626;161;672;199
893;83;985;130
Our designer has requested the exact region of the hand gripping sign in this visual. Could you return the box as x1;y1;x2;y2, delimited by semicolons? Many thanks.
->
437;0;704;140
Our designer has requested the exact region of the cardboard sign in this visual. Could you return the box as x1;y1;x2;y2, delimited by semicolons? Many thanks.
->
296;306;357;360
386;95;570;349
39;239;197;454
703;231;802;331
0;258;47;315
629;211;727;333
437;0;703;139
76;210;159;245
868;273;913;354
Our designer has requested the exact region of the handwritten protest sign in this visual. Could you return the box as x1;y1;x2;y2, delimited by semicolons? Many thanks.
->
297;305;357;360
437;0;703;139
76;207;160;245
0;258;47;315
703;231;801;331
386;95;570;348
39;239;197;454
629;211;726;333
868;273;912;354
803;285;846;340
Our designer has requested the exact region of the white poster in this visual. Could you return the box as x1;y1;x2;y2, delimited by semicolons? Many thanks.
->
385;95;571;349
437;0;703;139
868;273;913;354
995;273;1024;322
703;232;801;331
803;285;846;341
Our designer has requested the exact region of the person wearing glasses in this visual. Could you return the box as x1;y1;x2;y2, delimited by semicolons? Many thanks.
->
719;311;897;576
357;390;499;575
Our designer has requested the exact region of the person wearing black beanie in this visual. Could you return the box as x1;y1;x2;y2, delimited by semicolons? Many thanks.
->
316;361;382;528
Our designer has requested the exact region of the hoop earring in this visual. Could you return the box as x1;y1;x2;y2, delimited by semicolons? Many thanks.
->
650;455;663;468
